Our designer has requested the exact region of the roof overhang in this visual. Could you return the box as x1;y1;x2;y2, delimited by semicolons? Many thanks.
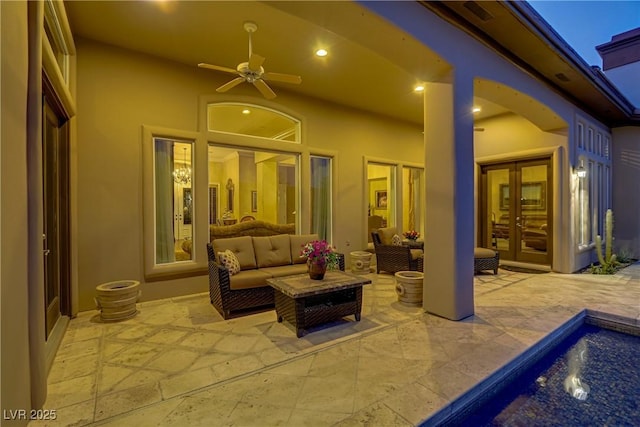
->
420;0;640;127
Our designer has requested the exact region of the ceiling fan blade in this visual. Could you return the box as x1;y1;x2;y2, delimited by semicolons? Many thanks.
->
248;53;265;72
263;72;302;85
216;77;246;93
198;63;238;75
253;79;276;99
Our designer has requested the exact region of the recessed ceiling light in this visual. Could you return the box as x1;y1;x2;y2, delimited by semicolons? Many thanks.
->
242;109;251;115
472;106;482;113
414;85;425;92
315;49;328;57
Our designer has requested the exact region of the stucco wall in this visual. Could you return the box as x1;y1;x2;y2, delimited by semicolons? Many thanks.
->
612;126;640;258
74;38;423;311
474;113;566;157
1;1;35;423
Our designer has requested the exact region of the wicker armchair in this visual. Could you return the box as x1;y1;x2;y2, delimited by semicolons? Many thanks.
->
371;229;423;274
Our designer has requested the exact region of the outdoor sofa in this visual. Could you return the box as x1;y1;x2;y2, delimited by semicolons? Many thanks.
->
206;225;345;319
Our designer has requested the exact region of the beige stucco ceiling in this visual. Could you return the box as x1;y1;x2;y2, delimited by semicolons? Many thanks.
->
64;0;508;126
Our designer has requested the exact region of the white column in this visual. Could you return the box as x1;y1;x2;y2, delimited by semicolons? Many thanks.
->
422;72;475;320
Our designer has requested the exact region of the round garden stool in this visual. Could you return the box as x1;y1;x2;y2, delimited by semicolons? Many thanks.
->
95;280;141;322
394;271;424;306
350;251;373;274
474;247;499;275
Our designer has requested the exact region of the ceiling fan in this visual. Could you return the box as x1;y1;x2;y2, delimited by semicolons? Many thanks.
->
198;21;302;99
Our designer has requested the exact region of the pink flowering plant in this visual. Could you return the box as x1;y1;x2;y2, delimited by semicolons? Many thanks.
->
403;230;420;240
301;240;339;270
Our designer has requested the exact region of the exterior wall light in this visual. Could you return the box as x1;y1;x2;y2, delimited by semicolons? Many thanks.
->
576;160;587;178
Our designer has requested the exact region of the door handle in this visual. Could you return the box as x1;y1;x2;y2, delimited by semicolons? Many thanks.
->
44;249;50;256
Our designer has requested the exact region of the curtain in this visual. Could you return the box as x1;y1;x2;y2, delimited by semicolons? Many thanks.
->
155;139;175;263
408;169;415;231
311;157;331;241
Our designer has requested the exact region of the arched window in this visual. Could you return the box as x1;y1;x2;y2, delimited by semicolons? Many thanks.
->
207;103;300;142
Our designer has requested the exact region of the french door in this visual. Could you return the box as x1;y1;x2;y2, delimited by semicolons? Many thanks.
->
480;158;552;265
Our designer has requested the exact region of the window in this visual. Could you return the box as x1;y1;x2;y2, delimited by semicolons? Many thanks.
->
207;103;300;142
143;104;305;278
577;157;590;247
208;146;299;227
575;117;612;250
310;156;333;241
577;123;584;149
44;0;72;84
143;127;202;278
154;139;193;264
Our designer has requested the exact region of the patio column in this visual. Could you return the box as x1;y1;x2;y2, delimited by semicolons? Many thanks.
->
422;74;475;320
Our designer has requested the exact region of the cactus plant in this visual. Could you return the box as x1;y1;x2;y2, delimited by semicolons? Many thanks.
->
592;209;617;274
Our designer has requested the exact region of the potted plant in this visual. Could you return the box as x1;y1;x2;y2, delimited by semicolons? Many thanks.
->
301;240;339;280
403;230;420;241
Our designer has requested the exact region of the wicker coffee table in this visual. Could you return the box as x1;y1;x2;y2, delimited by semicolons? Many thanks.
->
267;270;372;337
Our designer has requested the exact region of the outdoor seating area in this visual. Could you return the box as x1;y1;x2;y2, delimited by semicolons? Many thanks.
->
8;0;640;420
207;232;346;319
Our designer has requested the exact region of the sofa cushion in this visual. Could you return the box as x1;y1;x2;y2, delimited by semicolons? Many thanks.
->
252;234;292;268
378;227;398;245
212;236;257;270
261;264;309;278
229;270;273;290
290;234;319;264
391;234;402;246
218;249;241;275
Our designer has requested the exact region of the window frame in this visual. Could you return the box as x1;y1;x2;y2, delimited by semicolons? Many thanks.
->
142;125;207;280
574;117;612;253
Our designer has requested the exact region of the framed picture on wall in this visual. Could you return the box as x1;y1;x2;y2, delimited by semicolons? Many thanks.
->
499;184;510;210
375;190;388;208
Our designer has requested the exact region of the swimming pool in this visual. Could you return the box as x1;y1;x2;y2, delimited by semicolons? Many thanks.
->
428;312;640;426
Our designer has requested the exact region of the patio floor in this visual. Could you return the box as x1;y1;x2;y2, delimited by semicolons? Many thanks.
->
30;263;640;426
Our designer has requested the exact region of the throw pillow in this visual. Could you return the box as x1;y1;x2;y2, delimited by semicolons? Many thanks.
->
218;249;241;275
391;234;403;246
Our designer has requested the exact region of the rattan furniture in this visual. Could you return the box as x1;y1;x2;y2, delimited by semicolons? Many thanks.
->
474;247;500;274
207;235;345;319
267;271;371;337
371;229;423;274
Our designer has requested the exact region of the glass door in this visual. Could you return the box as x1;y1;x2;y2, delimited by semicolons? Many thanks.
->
480;158;552;265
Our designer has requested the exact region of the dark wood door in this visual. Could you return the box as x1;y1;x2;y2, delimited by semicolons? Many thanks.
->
43;94;71;339
480;158;552;266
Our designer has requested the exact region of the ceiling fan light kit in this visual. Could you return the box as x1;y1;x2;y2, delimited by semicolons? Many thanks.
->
198;21;302;99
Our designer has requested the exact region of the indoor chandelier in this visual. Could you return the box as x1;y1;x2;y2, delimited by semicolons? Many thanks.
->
173;147;191;185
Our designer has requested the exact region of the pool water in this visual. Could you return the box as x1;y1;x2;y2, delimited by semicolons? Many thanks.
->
452;324;640;426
